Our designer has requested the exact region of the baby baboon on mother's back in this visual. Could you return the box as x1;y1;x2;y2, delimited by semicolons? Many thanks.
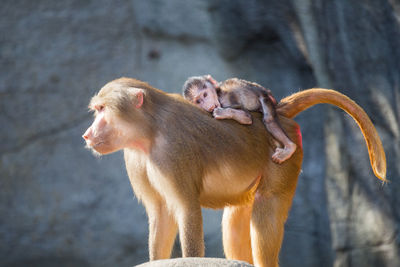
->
183;75;296;164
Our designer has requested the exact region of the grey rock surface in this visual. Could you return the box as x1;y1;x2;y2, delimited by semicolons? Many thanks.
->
137;258;253;267
1;0;399;267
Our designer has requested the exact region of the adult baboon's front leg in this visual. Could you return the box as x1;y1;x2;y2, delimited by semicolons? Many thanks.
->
176;203;205;257
145;199;178;260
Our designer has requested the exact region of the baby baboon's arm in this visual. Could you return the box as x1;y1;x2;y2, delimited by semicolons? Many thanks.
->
213;107;252;125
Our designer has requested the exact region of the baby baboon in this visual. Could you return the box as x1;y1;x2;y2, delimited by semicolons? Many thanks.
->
183;75;296;163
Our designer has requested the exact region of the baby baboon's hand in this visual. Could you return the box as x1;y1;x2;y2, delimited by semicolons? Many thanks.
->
238;113;252;125
213;107;225;118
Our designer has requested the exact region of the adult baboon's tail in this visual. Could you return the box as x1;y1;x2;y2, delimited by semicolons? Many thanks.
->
277;88;387;181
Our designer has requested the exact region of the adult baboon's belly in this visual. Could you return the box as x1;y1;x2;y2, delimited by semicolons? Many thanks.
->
199;164;261;209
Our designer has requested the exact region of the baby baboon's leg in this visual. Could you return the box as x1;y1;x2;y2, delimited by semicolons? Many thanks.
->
259;96;297;164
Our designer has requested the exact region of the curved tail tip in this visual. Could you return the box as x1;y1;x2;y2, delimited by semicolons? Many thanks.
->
376;173;387;182
374;166;387;182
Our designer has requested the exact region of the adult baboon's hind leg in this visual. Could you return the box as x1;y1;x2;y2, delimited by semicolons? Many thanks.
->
222;204;253;264
250;191;288;267
250;164;300;267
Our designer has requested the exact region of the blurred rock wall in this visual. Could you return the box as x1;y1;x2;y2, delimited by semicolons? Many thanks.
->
1;0;399;266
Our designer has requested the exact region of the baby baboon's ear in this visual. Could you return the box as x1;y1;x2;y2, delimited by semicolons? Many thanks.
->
205;75;219;88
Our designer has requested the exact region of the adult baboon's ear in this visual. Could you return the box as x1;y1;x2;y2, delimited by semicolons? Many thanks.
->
128;87;145;108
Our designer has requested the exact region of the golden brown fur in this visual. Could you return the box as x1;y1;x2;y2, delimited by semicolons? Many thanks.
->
83;78;386;267
277;88;386;181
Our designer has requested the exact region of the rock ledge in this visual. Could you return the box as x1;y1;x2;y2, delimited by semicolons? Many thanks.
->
136;258;254;267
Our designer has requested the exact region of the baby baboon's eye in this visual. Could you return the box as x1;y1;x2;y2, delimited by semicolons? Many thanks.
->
203;92;208;98
196;99;201;104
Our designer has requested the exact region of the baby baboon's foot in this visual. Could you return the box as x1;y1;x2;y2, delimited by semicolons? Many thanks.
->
272;143;297;164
